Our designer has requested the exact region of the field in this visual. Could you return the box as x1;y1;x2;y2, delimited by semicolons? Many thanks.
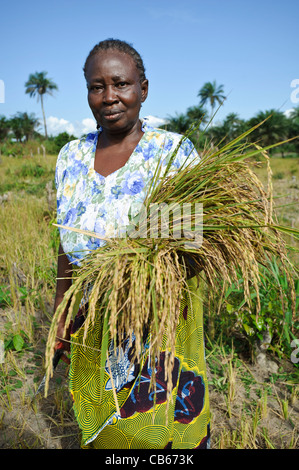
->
0;149;298;449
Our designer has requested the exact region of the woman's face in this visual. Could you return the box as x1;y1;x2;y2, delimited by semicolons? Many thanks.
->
85;50;148;135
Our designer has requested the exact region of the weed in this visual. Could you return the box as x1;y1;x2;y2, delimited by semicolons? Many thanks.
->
0;285;12;307
273;171;285;180
0;153;298;449
14;163;47;178
9;334;25;352
207;259;299;360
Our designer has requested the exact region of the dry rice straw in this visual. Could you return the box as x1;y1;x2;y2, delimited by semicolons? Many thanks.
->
44;119;298;409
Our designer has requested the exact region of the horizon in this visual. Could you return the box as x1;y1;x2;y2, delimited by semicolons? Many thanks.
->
0;0;298;137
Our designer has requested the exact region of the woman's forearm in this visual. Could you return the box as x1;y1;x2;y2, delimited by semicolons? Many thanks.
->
54;244;73;347
54;243;73;310
51;245;73;358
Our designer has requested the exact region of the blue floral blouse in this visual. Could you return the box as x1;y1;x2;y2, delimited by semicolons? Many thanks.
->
56;119;211;449
55;119;198;266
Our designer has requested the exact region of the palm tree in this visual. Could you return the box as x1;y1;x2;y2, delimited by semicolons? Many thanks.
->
166;106;208;135
247;110;289;154
0;115;10;141
198;81;226;120
10;112;40;142
287;106;299;154
10;115;24;142
25;72;58;138
186;105;208;126
222;113;246;140
165;113;190;134
288;106;299;122
19;112;40;141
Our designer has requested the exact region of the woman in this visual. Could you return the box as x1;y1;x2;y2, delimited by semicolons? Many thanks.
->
54;39;210;449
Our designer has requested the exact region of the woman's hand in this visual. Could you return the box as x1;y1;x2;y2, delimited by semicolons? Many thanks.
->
54;318;73;365
53;244;73;365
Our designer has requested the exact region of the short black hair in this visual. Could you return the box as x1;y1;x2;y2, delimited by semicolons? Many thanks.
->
83;38;146;82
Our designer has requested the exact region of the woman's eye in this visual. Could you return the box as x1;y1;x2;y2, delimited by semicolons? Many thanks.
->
89;85;104;92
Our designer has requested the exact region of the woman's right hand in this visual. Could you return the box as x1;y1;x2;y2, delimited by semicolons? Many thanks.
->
53;244;74;365
54;319;73;364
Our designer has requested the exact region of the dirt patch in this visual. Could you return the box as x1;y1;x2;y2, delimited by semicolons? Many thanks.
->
0;351;80;449
0;306;81;449
0;308;298;449
207;351;299;448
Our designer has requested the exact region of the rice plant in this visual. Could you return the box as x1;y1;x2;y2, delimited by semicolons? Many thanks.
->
45;119;298;404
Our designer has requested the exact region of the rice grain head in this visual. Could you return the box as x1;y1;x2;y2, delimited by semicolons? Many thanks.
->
45;119;298;403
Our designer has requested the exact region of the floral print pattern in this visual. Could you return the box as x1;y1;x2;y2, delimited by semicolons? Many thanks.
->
59;122;211;448
55;119;198;266
119;352;181;419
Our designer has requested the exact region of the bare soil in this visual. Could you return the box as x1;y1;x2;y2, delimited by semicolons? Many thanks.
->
0;306;298;449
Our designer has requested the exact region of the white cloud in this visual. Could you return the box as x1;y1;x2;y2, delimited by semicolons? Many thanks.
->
143;115;167;128
46;115;167;137
80;118;97;134
46;116;75;136
46;116;97;137
284;108;294;118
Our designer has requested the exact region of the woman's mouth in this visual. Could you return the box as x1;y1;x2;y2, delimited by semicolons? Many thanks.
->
103;111;123;121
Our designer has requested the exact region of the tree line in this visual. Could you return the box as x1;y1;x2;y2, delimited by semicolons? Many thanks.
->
0;72;298;156
164;81;299;156
0;72;74;154
0;71;57;142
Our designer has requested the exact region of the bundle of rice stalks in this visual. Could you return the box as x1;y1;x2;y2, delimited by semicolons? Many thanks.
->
45;120;298;401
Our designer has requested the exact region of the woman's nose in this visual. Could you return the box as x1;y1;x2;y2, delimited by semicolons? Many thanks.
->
103;85;118;103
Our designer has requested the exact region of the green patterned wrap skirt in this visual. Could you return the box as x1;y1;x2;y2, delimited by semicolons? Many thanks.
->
69;275;210;449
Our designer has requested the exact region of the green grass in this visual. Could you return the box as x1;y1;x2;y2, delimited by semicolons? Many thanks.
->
206;337;299;449
0;155;56;197
0;151;298;448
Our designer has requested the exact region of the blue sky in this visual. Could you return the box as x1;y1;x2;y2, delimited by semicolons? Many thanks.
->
0;0;298;136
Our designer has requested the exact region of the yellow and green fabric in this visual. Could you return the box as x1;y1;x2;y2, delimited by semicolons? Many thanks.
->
69;276;210;449
55;119;210;449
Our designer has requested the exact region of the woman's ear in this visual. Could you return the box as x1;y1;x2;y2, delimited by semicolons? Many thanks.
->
141;79;149;103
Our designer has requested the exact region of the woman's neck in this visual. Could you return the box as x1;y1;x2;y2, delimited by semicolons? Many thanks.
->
98;119;143;149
